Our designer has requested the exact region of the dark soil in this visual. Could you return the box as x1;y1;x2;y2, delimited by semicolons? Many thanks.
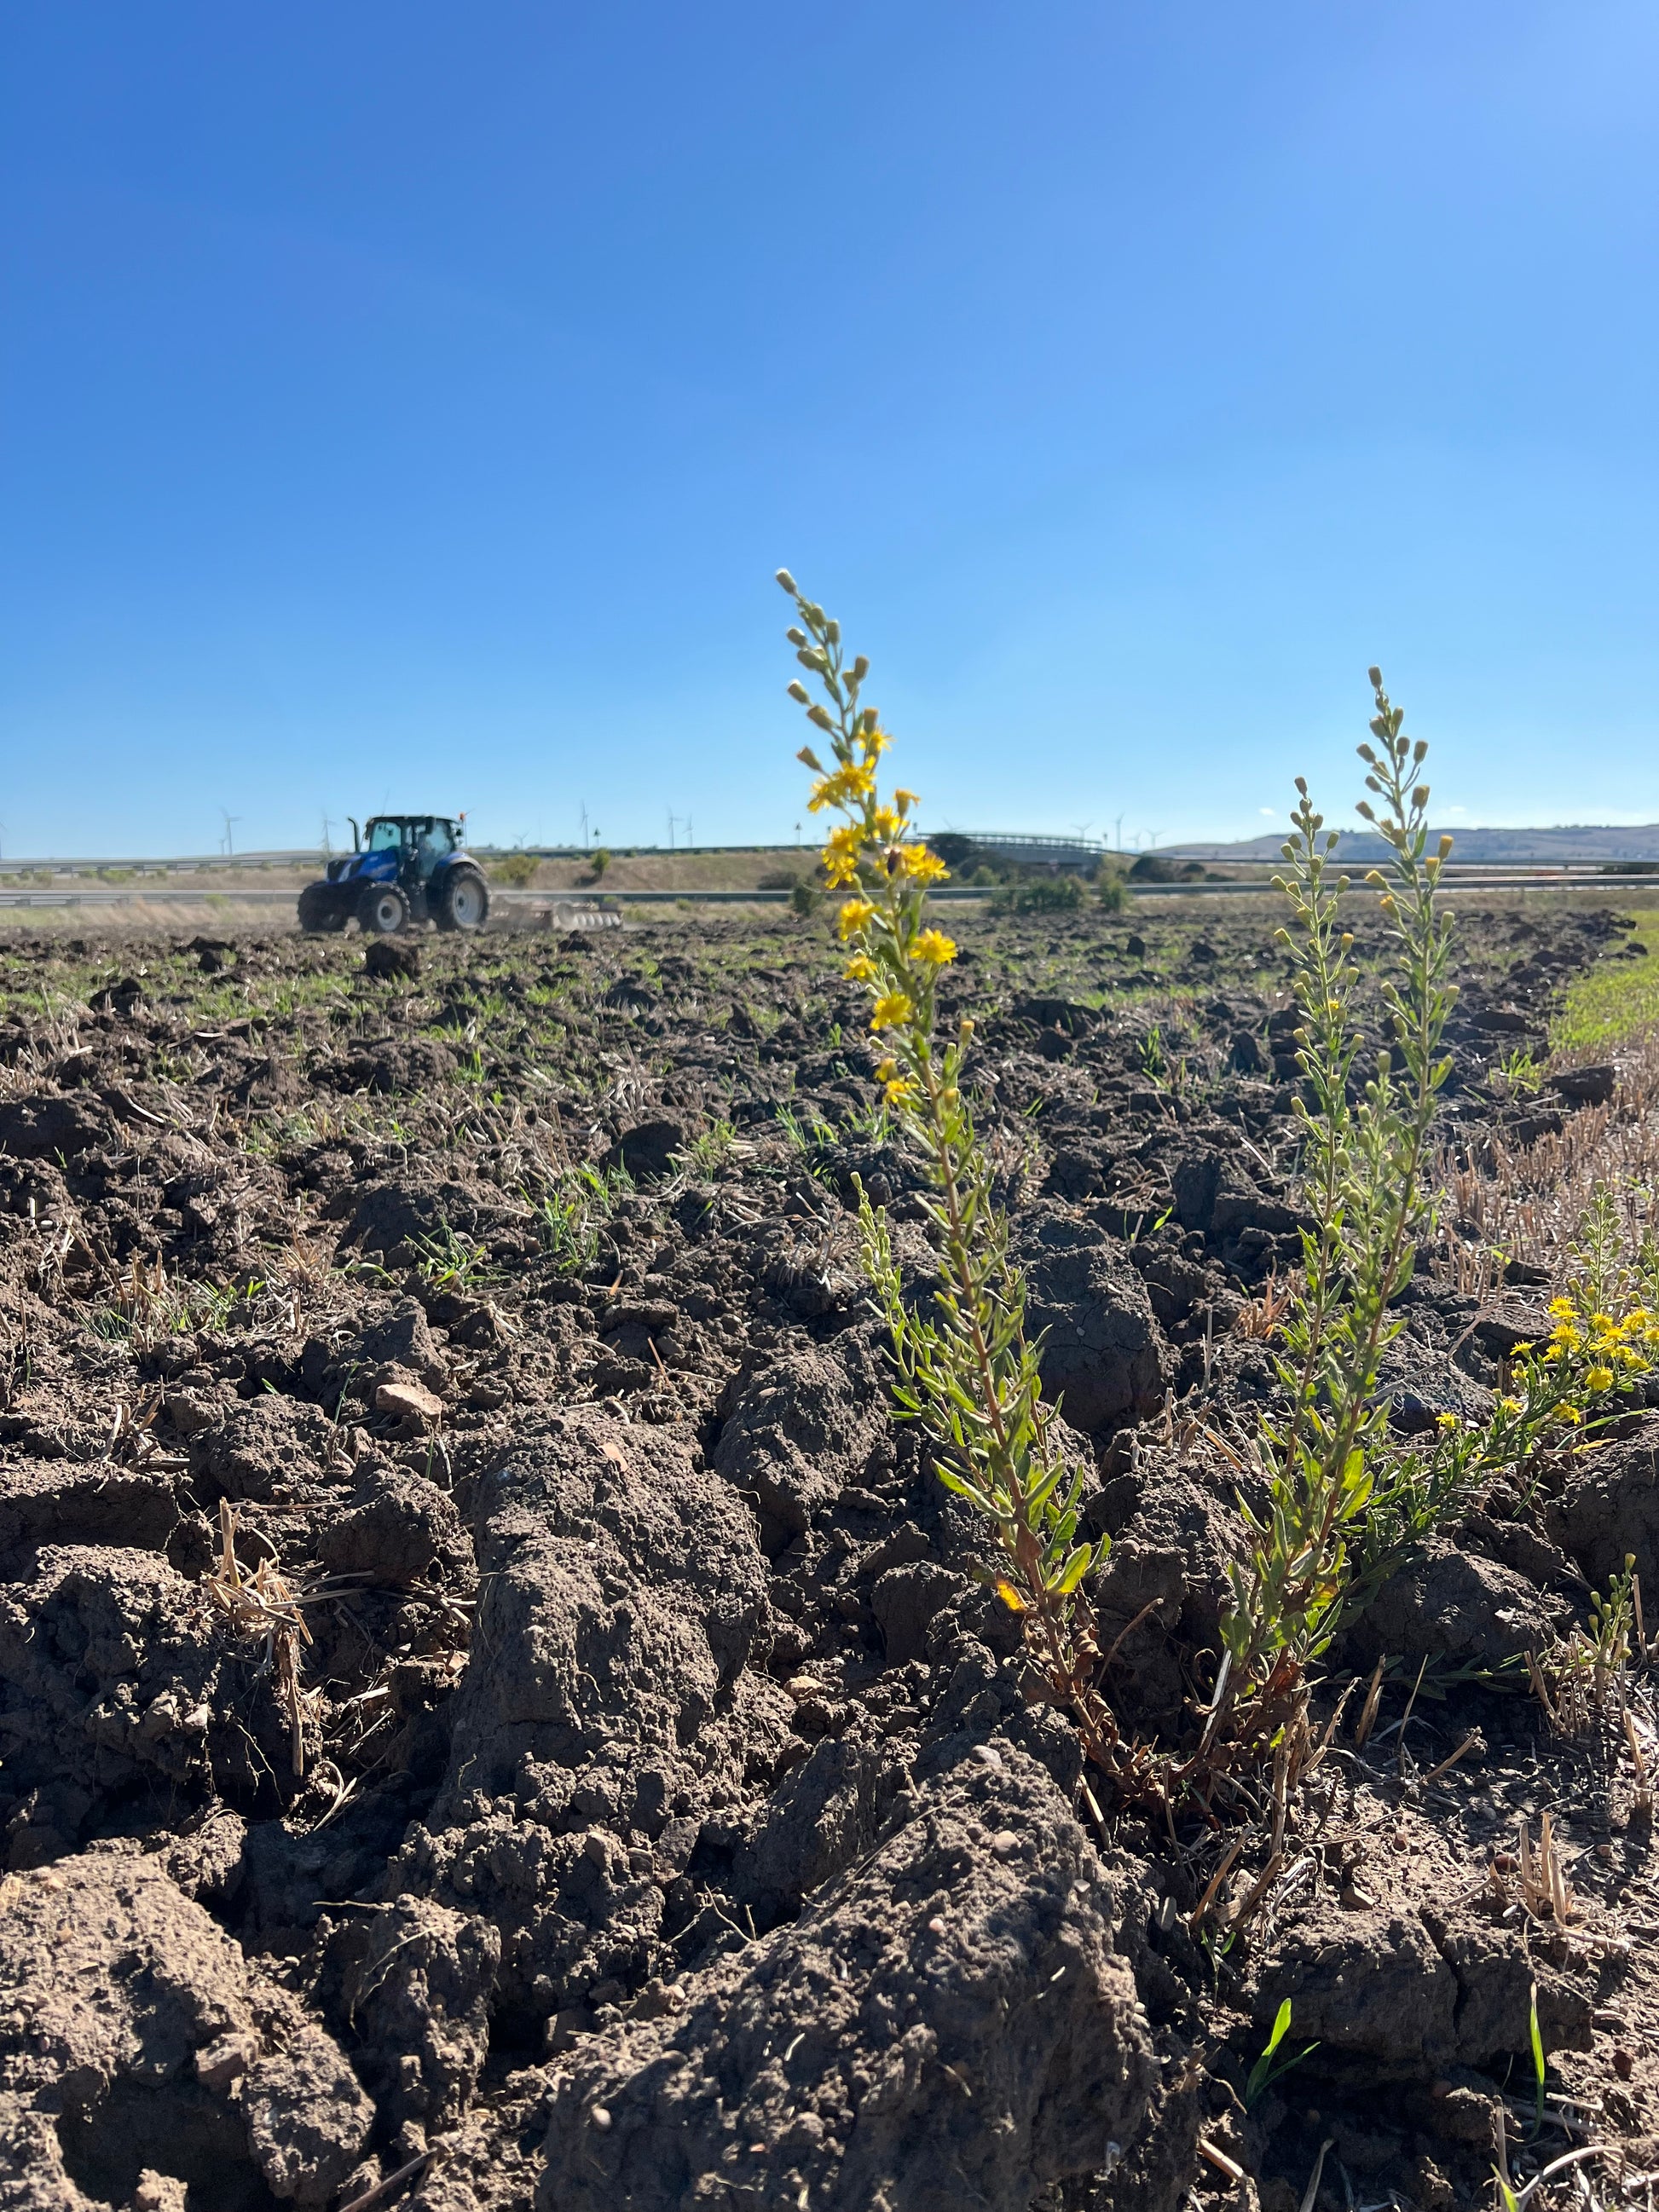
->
0;900;1656;2210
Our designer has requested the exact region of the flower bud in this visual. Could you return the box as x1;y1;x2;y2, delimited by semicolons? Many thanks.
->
1438;835;1454;860
786;627;806;647
776;569;798;595
787;679;810;704
796;746;825;772
1367;666;1383;690
852;656;870;684
825;618;841;645
806;703;835;731
1294;776;1309;797
1412;784;1430;811
1413;739;1427;764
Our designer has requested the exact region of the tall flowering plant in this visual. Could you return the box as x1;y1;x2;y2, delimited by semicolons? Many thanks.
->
777;569;1142;1793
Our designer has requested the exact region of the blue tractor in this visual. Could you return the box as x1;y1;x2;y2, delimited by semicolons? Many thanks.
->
298;815;491;936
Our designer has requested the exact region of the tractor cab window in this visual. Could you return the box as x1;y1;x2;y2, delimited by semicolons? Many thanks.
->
366;820;403;852
413;819;454;875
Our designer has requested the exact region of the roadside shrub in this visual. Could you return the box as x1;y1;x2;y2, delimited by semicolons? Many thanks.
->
924;832;980;872
490;852;539;888
1097;870;1130;913
589;848;611;881
996;875;1085;915
757;866;824;915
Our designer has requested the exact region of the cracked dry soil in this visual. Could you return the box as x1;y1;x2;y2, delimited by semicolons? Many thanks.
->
1;899;1658;2211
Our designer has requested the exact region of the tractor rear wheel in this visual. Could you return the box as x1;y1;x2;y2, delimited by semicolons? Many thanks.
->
297;884;345;934
435;865;490;933
356;883;410;936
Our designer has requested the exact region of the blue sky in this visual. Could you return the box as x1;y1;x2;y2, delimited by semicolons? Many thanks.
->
2;3;1656;857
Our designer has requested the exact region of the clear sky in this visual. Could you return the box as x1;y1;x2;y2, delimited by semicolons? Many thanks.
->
3;3;1656;858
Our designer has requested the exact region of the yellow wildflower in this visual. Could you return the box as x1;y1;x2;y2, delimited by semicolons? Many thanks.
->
870;991;914;1031
895;843;948;884
883;1073;917;1107
822;823;868;887
843;954;876;983
837;898;875;940
994;1578;1026;1614
1548;1297;1575;1320
860;726;893;759
1500;1395;1524;1416
893;788;919;815
910;929;957;967
1436;1412;1458;1430
1587;1365;1616;1393
870;806;902;840
1556;1404;1583;1426
808;764;876;814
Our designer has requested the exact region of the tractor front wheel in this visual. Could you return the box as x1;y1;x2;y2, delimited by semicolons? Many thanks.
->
356;883;410;936
435;865;490;933
297;884;345;934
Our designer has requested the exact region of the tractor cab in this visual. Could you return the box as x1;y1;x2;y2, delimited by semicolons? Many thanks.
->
298;814;489;936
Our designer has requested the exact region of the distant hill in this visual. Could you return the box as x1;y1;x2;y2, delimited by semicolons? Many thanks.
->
1169;823;1659;864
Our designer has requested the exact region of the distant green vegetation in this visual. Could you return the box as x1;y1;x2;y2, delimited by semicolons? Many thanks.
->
490;851;540;887
1552;914;1659;1056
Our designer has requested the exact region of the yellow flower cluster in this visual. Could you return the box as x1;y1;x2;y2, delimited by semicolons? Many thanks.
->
1488;1292;1659;1447
874;1054;917;1106
783;588;958;1056
1531;1300;1657;1374
807;763;876;814
823;824;866;887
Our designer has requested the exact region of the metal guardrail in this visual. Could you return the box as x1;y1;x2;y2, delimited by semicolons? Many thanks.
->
3;875;1659;918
